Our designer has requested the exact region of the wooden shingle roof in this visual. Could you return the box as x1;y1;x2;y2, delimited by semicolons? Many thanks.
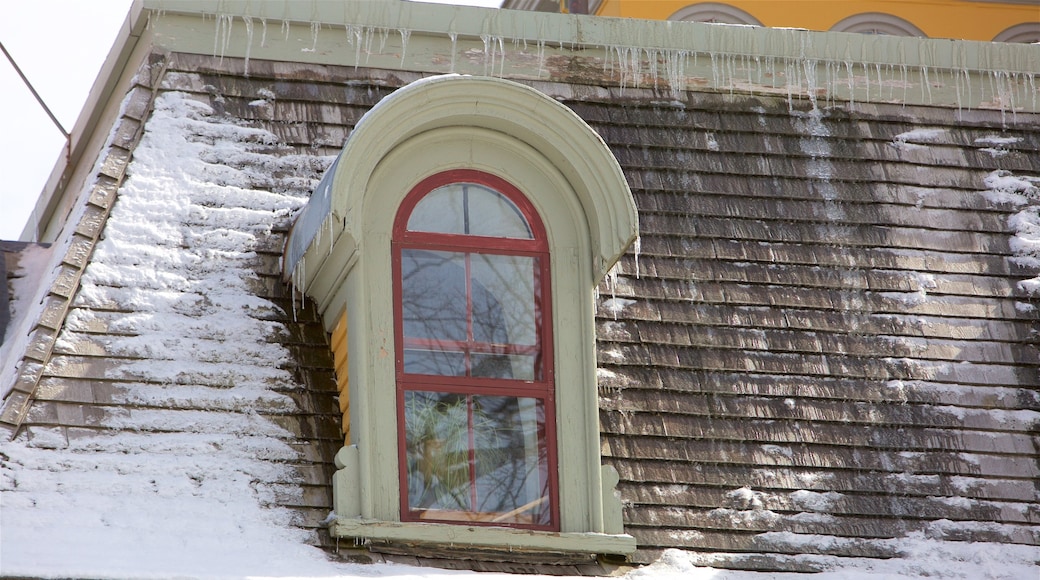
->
2;14;1037;573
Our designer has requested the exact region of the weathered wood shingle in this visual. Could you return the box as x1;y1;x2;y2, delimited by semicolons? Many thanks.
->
5;47;1037;573
586;90;1040;567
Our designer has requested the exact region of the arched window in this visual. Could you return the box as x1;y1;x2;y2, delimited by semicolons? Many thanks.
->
669;2;762;26
830;13;925;37
993;23;1040;44
392;170;558;529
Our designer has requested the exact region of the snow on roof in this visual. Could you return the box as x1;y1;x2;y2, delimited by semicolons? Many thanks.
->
3;3;1039;578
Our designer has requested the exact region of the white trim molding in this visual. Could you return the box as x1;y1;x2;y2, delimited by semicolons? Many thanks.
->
993;22;1040;43
830;12;926;37
669;2;762;25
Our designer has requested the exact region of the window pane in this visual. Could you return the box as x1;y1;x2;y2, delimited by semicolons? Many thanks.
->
408;183;532;238
471;254;536;347
404;391;550;526
404;349;466;376
401;250;467;342
471;354;535;381
402;250;540;380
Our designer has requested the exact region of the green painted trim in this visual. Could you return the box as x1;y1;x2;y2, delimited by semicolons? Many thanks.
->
295;75;635;542
331;518;637;555
298;75;636;297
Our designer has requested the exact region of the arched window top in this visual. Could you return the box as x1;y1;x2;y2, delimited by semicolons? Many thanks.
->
993;22;1040;44
397;171;541;242
830;13;926;37
284;75;637;295
669;2;762;26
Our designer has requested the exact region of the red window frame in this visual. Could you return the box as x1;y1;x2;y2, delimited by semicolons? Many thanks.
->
391;169;559;531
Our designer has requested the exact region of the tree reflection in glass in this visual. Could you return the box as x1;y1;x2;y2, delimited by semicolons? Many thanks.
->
396;176;554;528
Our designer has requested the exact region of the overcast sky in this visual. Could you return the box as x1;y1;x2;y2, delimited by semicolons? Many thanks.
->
0;0;502;242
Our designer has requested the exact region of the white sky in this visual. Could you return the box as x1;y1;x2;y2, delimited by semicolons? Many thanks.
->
0;0;503;242
0;0;135;241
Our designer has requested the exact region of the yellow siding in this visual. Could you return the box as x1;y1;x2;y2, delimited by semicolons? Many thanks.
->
595;1;1038;42
331;309;350;445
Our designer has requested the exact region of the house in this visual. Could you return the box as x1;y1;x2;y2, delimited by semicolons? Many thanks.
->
1;0;1038;577
509;0;1040;43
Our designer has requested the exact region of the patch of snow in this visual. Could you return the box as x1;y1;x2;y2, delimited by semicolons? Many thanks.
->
709;506;782;527
791;489;843;512
975;135;1021;157
975;136;1022;147
725;486;779;511
891;128;945;151
706;132;720;151
0;91;339;579
602;297;636;315
761;444;794;459
981;169;1039;205
980;170;1040;298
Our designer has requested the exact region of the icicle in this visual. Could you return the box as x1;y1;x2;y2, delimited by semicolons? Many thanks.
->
536;39;546;76
859;61;870;102
875;63;883;105
282;19;290;43
844;60;855;109
709;51;720;92
921;65;932;105
243;16;253;77
605;262;621;320
326;218;333;259
346;25;363;69
1029;74;1037;111
376;27;389;55
260;18;268;48
498;36;506;77
449;31;458;73
363;27;376;65
214;14;233;62
633;236;642;280
901;64;909;105
306;21;320;53
802;58;819;111
785;58;795;112
398;28;411;67
480;33;492;75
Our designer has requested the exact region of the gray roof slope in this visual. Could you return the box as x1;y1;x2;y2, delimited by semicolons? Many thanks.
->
2;44;1038;572
587;94;1040;568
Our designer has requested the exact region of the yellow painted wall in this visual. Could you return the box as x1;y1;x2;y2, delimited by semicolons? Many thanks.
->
332;309;350;445
594;1;1039;42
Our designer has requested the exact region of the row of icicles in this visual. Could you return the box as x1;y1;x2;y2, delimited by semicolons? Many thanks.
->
142;11;1037;117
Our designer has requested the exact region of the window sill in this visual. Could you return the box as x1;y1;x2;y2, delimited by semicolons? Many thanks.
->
330;517;637;556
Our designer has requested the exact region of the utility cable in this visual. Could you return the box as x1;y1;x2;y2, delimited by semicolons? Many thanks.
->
0;39;71;141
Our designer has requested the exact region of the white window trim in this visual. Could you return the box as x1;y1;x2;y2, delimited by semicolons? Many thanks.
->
290;76;637;555
830;12;926;37
669;2;763;26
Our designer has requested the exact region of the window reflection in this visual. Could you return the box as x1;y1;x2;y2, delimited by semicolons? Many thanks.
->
408;183;533;238
401;250;538;380
405;391;550;526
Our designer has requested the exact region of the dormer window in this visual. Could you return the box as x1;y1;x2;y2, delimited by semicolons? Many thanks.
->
284;75;637;557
